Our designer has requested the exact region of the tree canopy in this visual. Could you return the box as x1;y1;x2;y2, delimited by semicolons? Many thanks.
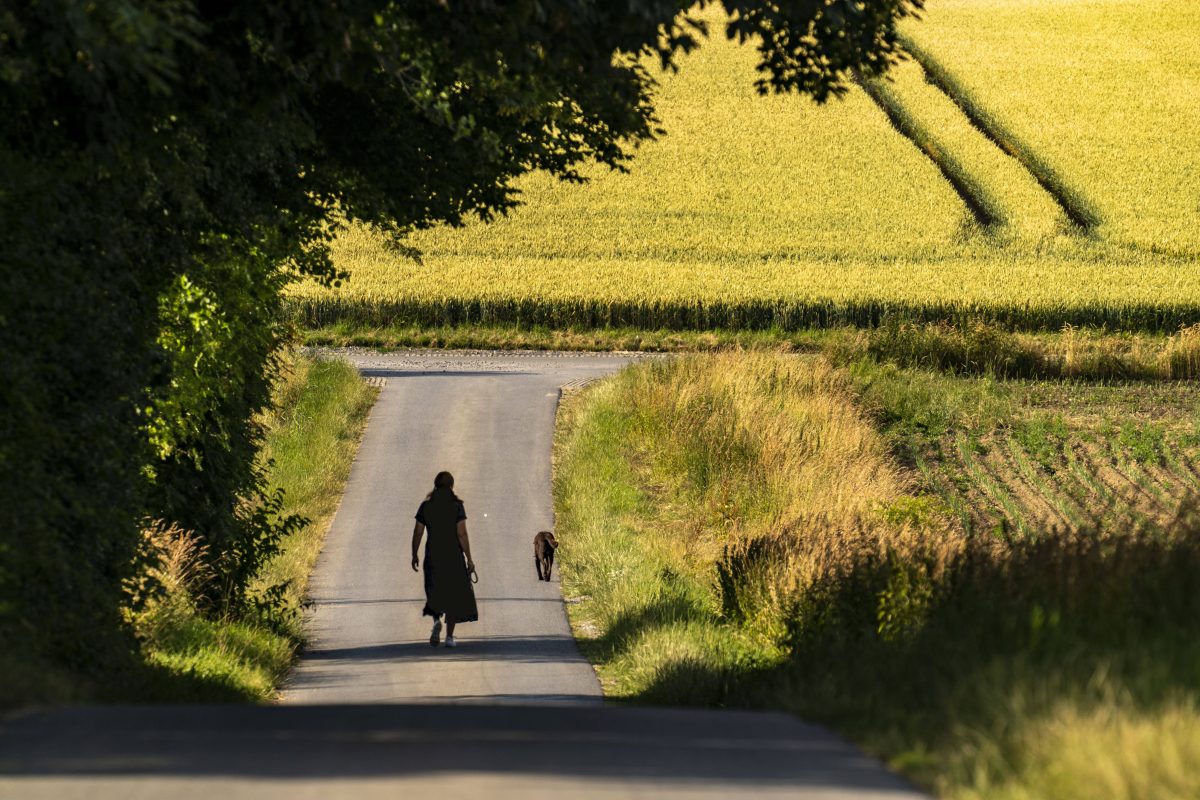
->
0;0;920;684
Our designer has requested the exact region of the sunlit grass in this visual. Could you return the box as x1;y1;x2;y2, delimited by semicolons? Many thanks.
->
554;354;1200;799
138;356;377;700
253;356;379;631
970;698;1200;800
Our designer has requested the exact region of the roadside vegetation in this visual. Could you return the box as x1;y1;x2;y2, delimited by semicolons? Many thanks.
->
135;356;376;702
12;1;879;701
2;357;375;707
307;316;1200;378
553;352;1200;799
304;322;830;353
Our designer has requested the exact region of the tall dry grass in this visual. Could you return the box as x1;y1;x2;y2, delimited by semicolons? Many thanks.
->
555;352;1200;799
133;520;213;629
1164;324;1200;380
1060;322;1200;381
613;354;912;576
975;697;1200;800
831;317;1200;381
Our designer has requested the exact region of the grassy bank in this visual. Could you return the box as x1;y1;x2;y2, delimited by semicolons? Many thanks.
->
2;355;375;708
2;357;374;705
135;356;376;701
553;353;1200;798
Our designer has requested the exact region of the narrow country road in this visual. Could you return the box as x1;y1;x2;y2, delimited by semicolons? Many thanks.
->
283;348;640;703
0;349;929;800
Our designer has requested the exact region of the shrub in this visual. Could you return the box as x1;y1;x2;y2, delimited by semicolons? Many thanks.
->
1166;324;1200;380
864;316;1044;377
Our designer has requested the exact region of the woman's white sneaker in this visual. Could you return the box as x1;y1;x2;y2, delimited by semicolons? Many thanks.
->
444;635;457;648
429;619;442;647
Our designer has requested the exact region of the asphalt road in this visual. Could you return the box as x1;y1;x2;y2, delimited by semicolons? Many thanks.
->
0;349;930;800
283;348;641;704
0;704;927;799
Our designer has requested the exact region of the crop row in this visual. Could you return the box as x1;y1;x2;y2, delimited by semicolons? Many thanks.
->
291;292;1200;334
293;233;1200;332
919;427;1200;538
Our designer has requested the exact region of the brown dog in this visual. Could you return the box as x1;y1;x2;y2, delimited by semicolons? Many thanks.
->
533;531;558;582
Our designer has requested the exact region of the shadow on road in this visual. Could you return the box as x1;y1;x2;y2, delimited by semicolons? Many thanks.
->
0;703;925;796
298;634;585;666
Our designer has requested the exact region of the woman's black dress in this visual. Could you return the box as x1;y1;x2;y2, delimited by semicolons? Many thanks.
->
416;490;478;622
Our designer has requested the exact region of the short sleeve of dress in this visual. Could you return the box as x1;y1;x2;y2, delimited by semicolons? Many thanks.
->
415;500;427;525
457;502;467;521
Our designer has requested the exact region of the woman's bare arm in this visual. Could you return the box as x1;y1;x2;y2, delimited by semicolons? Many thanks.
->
457;520;475;571
411;522;424;571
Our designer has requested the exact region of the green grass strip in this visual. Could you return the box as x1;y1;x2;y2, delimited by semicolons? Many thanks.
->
141;356;378;701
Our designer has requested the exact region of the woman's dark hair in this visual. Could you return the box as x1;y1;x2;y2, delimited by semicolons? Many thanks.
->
426;470;461;502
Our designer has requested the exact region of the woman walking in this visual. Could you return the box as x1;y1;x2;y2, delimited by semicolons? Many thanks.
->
411;471;478;647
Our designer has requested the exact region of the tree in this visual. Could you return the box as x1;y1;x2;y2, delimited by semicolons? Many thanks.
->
0;0;920;684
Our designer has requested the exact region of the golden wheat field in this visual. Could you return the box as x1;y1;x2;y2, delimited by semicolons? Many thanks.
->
906;0;1200;256
291;1;1200;331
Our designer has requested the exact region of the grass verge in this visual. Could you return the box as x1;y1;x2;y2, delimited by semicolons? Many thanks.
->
554;353;1200;799
134;355;376;701
1;355;376;708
